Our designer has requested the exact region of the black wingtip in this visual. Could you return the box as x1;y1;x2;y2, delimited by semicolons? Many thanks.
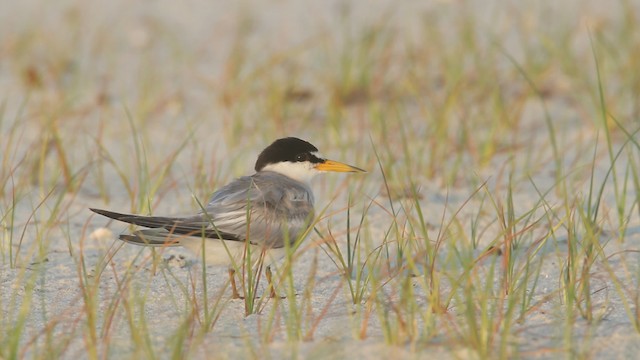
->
90;208;183;229
90;208;129;220
90;208;111;215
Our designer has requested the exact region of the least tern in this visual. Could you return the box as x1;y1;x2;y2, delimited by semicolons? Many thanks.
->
91;137;365;298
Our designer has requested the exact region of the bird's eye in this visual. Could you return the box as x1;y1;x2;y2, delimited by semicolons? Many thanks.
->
295;153;308;162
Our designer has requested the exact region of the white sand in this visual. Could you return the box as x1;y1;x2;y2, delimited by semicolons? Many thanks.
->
2;0;640;358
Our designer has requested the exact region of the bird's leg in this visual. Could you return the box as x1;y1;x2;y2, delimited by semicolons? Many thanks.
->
265;266;277;298
228;268;241;299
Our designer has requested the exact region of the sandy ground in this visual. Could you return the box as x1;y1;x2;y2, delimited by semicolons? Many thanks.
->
2;0;640;358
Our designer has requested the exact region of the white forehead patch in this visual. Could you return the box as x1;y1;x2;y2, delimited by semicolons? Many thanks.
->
262;161;319;184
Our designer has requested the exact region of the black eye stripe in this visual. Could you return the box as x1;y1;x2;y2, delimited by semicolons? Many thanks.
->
295;152;323;163
309;153;323;164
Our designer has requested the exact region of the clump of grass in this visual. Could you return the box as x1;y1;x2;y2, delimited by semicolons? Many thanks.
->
318;197;376;305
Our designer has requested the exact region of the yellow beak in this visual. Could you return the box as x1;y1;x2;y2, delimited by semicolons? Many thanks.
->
315;159;367;173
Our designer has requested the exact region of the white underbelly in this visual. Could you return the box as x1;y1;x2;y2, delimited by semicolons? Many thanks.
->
179;237;287;267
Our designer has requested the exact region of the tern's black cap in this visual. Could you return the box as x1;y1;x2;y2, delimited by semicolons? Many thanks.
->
255;137;323;171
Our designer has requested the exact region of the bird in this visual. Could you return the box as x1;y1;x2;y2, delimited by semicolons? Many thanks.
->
90;137;366;298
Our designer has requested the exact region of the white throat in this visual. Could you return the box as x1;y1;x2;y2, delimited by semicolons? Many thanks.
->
261;161;319;184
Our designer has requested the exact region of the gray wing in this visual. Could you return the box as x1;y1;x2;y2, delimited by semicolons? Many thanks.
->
200;172;315;248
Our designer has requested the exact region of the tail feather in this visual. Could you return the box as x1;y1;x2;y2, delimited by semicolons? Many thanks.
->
119;229;181;247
